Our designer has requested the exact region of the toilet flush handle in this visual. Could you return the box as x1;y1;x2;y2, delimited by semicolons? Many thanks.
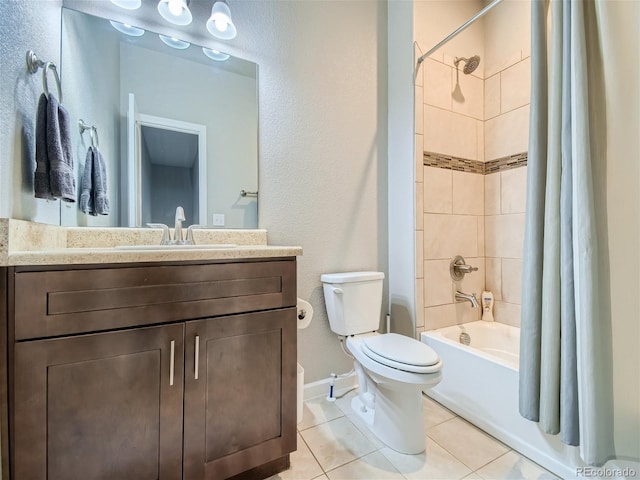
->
332;287;343;294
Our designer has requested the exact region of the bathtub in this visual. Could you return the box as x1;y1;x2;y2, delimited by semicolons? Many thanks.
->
422;321;587;479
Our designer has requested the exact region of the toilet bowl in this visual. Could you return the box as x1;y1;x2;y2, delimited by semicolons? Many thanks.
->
321;271;443;454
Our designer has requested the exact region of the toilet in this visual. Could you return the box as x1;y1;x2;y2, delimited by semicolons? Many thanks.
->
321;271;442;455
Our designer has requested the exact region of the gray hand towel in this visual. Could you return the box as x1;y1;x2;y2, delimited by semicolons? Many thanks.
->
46;94;76;202
80;146;109;216
79;146;94;214
34;94;54;200
92;147;109;215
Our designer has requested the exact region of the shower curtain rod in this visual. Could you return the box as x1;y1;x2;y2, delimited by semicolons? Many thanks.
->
416;0;504;65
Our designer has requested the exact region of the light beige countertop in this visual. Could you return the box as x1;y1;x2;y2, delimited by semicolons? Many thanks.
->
0;219;302;266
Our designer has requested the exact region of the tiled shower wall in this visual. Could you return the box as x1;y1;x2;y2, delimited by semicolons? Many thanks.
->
415;46;530;335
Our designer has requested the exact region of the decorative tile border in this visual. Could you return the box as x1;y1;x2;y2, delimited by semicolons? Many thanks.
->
484;152;528;173
423;152;485;174
424;151;527;175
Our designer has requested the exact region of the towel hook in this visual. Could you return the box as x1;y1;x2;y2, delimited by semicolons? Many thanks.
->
26;50;63;103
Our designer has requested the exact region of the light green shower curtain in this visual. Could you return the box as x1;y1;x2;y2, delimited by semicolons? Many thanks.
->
519;0;615;466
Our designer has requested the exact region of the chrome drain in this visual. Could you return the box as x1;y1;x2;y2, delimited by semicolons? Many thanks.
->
459;332;471;346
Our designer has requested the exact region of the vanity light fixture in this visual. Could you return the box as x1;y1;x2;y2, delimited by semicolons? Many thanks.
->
109;0;141;9
159;35;191;50
206;0;237;40
109;21;145;37
202;47;230;61
157;0;193;26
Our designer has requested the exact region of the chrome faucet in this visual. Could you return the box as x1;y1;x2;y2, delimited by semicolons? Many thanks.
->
174;206;186;244
147;206;205;245
455;291;479;308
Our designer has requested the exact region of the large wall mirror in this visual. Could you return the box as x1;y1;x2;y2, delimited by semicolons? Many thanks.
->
60;8;258;229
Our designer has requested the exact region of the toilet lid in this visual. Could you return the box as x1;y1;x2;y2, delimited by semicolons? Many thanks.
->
362;333;441;374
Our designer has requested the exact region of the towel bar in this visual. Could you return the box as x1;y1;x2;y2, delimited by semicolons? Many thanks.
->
79;120;100;149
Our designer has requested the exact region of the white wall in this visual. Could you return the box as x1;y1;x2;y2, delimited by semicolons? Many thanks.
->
241;1;389;382
0;0;63;224
596;0;640;465
388;1;417;339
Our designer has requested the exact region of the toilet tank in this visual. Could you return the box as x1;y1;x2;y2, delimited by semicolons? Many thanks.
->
320;271;384;336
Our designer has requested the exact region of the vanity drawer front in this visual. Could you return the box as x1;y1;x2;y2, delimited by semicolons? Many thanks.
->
14;260;296;340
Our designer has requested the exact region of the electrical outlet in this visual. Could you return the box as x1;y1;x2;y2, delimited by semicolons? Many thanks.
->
212;214;225;227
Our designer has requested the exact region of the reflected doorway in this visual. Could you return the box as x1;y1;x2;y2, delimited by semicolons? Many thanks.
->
140;126;200;226
127;93;207;226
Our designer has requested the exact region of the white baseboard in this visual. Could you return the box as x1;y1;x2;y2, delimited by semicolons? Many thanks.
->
303;372;358;400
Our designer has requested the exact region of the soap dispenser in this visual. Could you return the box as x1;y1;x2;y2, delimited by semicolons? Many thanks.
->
481;291;494;321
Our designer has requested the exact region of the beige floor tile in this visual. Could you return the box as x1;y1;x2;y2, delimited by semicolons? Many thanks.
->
345;410;387;451
428;417;509;471
300;416;377;472
333;389;358;416
267;433;323;480
422;394;456;429
298;395;345;431
312;476;329;480
476;451;559;479
380;439;472;480
326;451;405;480
462;474;483;479
332;389;386;449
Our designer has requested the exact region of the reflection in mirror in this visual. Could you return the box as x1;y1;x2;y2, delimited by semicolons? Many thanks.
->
139;121;205;227
60;8;258;228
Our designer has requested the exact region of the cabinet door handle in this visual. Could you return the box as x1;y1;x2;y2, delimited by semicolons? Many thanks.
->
169;340;175;386
194;335;200;380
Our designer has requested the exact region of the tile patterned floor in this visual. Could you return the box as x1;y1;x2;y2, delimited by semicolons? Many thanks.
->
268;390;559;480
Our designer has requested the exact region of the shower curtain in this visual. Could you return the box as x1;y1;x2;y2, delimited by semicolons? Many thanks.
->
519;0;614;466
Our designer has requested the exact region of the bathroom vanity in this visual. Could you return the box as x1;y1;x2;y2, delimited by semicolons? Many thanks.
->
0;220;302;480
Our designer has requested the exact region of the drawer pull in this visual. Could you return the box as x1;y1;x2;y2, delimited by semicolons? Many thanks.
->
195;335;200;380
169;340;175;386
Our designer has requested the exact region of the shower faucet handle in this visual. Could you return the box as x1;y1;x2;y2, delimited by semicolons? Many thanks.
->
450;255;478;281
456;264;478;273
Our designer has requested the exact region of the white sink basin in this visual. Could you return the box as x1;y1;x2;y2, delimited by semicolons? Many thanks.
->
115;244;237;251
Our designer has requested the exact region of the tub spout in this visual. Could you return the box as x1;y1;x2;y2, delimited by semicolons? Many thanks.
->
455;291;479;308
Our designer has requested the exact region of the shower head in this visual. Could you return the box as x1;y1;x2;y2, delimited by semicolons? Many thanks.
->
454;55;481;74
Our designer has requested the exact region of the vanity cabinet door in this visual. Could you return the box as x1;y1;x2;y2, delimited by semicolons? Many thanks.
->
183;308;297;480
13;324;185;480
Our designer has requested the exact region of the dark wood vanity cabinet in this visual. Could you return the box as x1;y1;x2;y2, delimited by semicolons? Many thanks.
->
13;323;186;480
1;258;297;480
183;311;296;479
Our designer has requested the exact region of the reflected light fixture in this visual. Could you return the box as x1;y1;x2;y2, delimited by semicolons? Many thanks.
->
110;0;141;9
202;47;230;62
109;21;145;37
206;0;237;40
157;0;193;26
159;35;191;50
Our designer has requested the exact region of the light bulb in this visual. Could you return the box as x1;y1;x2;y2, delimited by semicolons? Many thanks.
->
206;0;237;39
158;0;192;25
214;18;228;32
168;0;182;16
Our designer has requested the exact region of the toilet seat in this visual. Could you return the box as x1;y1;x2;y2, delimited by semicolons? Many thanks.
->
361;333;442;374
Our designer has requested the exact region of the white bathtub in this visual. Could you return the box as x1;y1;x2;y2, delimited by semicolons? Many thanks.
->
422;321;587;479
